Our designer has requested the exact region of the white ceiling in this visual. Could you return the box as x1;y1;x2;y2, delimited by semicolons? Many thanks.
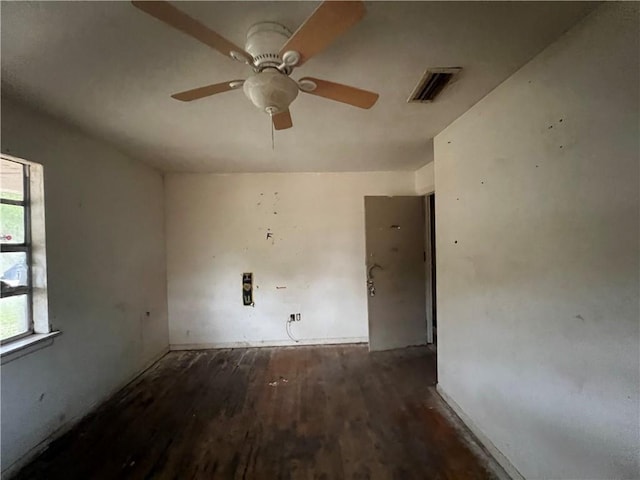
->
1;1;596;173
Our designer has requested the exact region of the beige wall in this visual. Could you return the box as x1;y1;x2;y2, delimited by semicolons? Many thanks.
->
0;98;169;474
165;172;415;349
435;3;639;479
415;162;435;195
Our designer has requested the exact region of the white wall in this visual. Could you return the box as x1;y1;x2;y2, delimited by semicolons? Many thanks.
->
415;162;435;195
435;3;639;479
165;172;415;348
0;98;169;474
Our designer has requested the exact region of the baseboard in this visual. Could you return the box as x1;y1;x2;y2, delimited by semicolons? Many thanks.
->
2;346;170;479
436;384;526;480
170;337;368;350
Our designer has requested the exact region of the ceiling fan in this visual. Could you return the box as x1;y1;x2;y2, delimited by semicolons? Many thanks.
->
132;1;379;131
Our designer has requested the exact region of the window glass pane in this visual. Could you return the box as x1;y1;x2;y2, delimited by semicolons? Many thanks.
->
0;294;29;340
0;159;24;201
0;252;28;287
0;203;25;244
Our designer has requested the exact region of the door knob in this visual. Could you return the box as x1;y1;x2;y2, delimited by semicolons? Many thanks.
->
367;263;383;280
367;263;383;297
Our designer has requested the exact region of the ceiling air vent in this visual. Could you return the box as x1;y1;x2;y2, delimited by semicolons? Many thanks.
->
408;67;462;103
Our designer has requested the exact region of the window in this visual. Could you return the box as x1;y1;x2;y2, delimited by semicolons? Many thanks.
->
0;155;51;350
1;158;32;342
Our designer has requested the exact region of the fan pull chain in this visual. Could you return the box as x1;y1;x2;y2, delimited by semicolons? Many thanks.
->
271;116;275;150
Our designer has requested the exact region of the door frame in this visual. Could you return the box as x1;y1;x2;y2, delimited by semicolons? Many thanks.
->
424;193;436;344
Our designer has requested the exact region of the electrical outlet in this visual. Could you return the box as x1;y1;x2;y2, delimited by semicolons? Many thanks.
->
295;313;301;322
289;314;295;322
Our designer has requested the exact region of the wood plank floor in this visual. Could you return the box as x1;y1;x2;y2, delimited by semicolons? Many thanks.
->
14;345;500;480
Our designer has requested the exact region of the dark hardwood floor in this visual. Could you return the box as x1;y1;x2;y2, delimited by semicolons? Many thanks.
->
14;345;500;479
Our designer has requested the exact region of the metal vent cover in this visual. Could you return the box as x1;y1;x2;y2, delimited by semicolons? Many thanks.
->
408;67;462;103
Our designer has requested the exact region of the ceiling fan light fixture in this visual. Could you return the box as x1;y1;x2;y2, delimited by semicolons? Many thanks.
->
243;70;299;114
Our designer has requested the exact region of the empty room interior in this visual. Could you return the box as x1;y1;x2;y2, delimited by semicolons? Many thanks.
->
0;1;638;479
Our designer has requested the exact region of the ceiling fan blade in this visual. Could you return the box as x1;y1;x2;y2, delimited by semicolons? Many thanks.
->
273;110;293;130
132;1;252;63
299;77;379;109
171;81;243;102
279;1;365;66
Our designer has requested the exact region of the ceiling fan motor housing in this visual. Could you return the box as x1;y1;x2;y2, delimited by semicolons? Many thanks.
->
245;22;291;70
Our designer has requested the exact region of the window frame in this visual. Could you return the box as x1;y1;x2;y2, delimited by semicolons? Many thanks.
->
1;158;34;344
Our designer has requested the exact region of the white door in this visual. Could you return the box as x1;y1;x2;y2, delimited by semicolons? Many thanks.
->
365;196;427;351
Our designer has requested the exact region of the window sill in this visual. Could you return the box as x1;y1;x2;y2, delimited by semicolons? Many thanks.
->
0;331;61;364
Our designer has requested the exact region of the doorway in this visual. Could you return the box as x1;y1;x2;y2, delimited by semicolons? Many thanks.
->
425;194;437;348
